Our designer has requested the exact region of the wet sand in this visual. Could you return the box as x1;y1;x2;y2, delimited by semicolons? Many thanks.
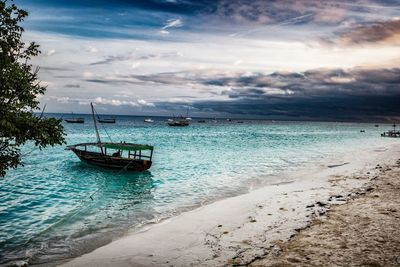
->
60;145;400;267
252;160;400;267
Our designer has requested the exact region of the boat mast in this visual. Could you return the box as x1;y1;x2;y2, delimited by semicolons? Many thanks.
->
90;102;104;154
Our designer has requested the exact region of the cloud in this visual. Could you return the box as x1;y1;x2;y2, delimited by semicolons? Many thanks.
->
94;97;139;107
213;0;400;37
83;67;400;99
89;54;131;65
50;96;71;104
94;97;154;107
64;84;81;88
159;30;170;35
39;66;71;72
215;0;331;25
85;46;98;53
189;94;400;121
48;64;400;120
89;52;159;66
116;67;400;120
50;96;155;108
211;67;400;120
23;1;399;119
131;62;141;69
162;18;183;30
330;18;400;45
137;99;155;107
46;49;56;56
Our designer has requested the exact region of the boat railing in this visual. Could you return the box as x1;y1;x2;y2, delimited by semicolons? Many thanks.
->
66;142;153;161
381;130;400;137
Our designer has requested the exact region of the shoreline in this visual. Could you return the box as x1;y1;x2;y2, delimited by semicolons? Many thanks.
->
251;159;400;266
59;143;400;267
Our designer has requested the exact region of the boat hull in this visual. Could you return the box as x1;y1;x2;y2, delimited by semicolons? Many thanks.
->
65;119;84;123
168;122;189;126
71;149;152;171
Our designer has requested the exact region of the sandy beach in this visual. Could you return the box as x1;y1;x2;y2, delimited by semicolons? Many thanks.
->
251;159;400;267
60;144;400;267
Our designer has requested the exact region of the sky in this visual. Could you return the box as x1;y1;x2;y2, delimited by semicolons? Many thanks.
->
17;0;400;120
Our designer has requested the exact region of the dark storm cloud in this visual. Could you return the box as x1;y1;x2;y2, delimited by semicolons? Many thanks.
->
127;68;400;97
132;67;400;120
190;94;400;121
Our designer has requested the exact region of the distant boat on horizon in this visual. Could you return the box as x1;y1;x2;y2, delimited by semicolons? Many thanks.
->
65;113;84;123
65;118;85;123
97;117;116;123
144;118;154;123
167;117;190;127
381;123;400;138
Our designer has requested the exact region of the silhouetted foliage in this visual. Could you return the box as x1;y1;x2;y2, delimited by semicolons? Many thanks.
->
0;0;65;177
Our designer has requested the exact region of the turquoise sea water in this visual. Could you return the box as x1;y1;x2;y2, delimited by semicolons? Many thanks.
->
0;116;396;265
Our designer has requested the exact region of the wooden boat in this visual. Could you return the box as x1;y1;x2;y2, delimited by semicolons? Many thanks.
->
65;118;85;123
167;117;190;127
168;120;189;126
381;124;400;138
97;117;116;123
66;103;153;171
66;142;153;171
381;131;400;137
65;112;85;123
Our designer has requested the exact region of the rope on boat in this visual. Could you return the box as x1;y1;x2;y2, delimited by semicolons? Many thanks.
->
92;106;113;142
87;158;136;201
87;183;104;201
119;158;136;173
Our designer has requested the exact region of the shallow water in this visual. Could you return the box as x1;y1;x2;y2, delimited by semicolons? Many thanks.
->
0;116;396;265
